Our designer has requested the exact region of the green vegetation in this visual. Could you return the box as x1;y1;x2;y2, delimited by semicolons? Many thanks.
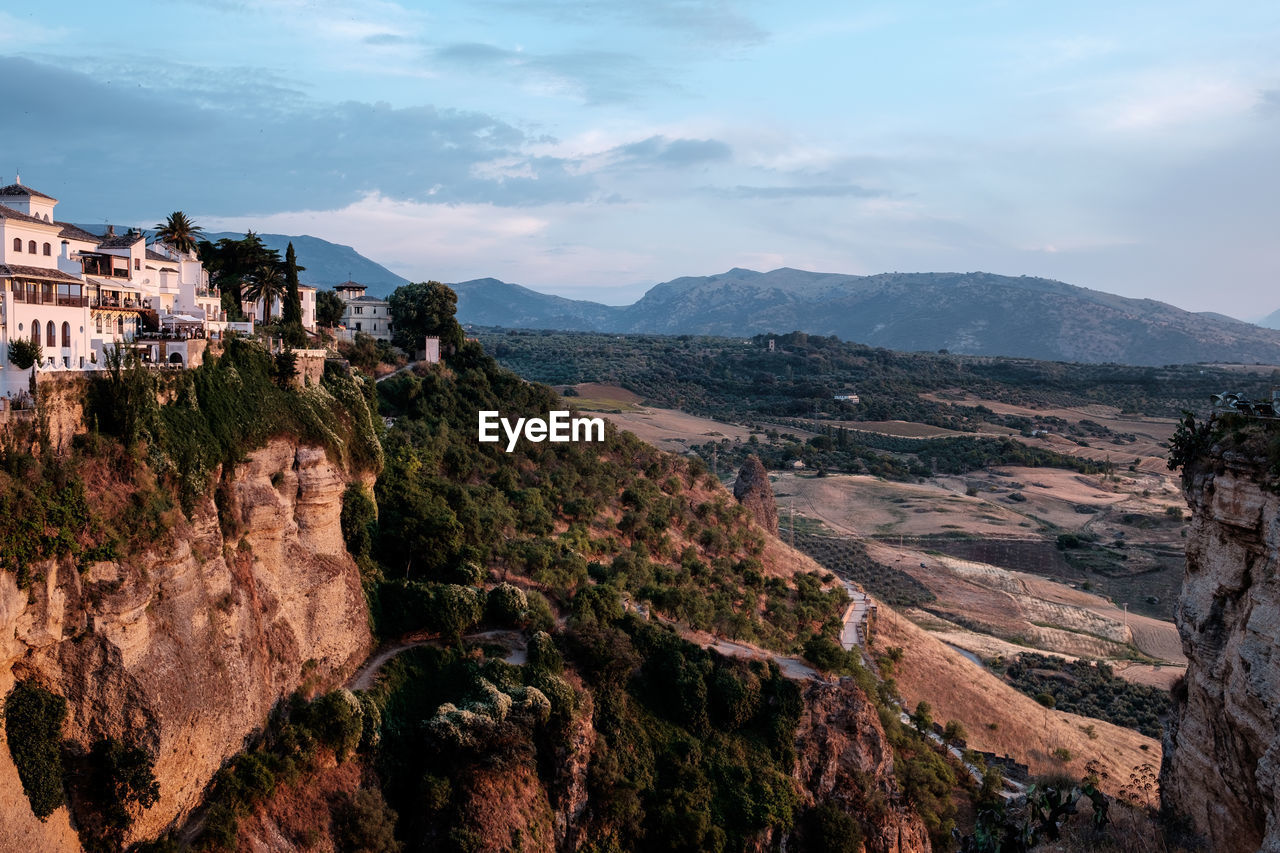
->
478;328;1275;424
181;689;388;851
87;337;382;512
69;737;161;852
4;680;67;819
792;533;936;606
997;653;1169;738
369;338;846;652
388;279;465;353
7;336;41;370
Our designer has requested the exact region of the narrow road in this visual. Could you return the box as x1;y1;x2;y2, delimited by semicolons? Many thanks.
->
346;629;527;691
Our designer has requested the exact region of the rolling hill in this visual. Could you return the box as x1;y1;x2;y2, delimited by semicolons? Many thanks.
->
454;268;1280;366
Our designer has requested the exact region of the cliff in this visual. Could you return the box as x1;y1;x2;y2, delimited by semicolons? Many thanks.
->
793;678;932;853
1163;440;1280;852
0;437;372;850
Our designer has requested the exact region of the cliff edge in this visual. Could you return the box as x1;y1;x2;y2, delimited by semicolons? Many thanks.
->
1163;437;1280;852
0;437;372;850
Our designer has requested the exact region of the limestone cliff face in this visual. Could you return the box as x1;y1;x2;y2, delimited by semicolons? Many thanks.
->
0;438;373;851
1163;448;1280;853
792;678;932;853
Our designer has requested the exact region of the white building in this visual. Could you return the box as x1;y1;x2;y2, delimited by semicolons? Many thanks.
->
335;281;393;342
245;284;317;332
0;177;221;396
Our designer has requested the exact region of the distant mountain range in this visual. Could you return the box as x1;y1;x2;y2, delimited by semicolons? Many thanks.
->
453;268;1280;366
1258;308;1280;331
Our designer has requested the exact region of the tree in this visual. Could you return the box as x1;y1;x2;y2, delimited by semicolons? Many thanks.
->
243;265;286;325
317;289;345;327
154;211;203;254
388;280;464;353
282;242;303;328
8;337;41;370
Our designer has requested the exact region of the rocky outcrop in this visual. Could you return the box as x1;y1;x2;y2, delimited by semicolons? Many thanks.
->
0;437;372;851
734;455;778;535
1163;447;1280;853
792;678;932;853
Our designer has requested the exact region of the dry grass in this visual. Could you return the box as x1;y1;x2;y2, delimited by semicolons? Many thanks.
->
586;406;756;452
876;603;1161;798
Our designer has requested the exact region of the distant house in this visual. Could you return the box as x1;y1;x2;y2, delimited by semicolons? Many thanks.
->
334;280;392;342
246;284;318;332
834;393;860;403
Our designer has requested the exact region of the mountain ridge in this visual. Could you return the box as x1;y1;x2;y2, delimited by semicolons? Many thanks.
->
453;268;1280;366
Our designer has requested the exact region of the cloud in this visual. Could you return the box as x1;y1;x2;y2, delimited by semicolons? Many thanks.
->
0;55;596;219
611;135;733;167
430;42;669;104
717;183;884;199
475;0;766;45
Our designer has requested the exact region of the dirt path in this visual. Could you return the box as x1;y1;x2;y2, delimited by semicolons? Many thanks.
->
346;629;527;691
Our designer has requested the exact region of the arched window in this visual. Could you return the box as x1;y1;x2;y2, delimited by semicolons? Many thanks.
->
61;322;70;348
117;316;124;336
42;243;51;256
95;315;103;333
12;238;20;252
46;321;55;348
31;319;40;343
28;241;37;254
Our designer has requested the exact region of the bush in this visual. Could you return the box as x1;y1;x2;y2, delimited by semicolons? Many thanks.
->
485;582;528;627
4;680;67;819
331;788;402;853
307;690;364;759
7;336;41;370
804;802;863;853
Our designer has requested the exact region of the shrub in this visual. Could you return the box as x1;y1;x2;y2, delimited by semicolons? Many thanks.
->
331;788;402;853
4;680;67;819
7;337;41;370
485;582;528;627
804;802;863;853
307;690;364;760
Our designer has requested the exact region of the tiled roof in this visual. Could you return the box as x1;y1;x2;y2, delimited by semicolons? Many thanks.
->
336;280;367;289
0;183;56;201
0;204;61;228
56;221;101;242
98;233;143;249
0;263;84;283
351;295;388;303
145;249;171;261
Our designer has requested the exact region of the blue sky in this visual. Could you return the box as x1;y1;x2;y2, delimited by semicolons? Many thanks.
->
2;1;1277;317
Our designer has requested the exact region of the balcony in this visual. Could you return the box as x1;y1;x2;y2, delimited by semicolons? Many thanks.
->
92;296;144;310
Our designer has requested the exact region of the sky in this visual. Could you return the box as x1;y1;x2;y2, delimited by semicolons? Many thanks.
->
2;1;1277;317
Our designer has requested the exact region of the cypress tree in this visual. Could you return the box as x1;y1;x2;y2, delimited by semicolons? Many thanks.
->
283;242;303;328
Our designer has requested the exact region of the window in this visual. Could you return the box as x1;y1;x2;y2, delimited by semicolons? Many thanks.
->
12;238;20;252
96;316;102;333
117;317;124;336
134;258;140;270
28;240;37;254
30;320;38;343
46;321;55;348
355;322;362;331
61;322;70;348
42;243;51;256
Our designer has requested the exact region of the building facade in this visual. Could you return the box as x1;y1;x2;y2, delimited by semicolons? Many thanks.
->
335;281;393;342
0;178;222;397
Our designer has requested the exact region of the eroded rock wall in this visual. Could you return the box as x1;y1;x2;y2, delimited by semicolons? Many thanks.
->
1163;451;1280;853
0;438;372;850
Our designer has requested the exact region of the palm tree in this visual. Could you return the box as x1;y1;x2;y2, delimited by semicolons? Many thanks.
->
154;211;204;255
242;265;286;325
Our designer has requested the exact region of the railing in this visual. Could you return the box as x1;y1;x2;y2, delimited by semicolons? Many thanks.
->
92;297;144;309
12;291;88;307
